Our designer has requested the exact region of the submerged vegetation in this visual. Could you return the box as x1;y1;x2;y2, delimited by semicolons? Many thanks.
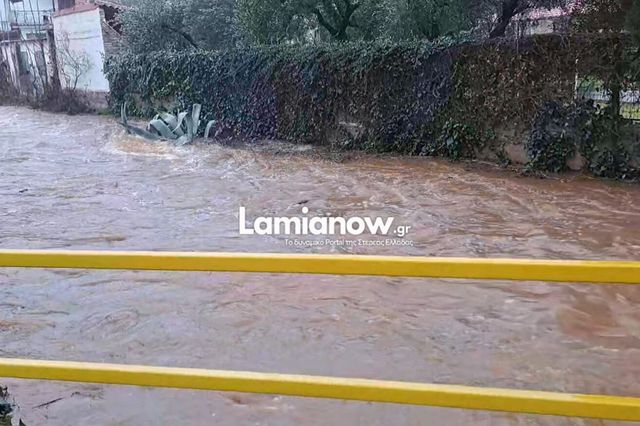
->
119;103;215;145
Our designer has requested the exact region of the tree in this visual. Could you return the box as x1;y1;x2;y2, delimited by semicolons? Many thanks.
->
485;0;569;38
302;0;369;41
376;0;475;41
238;0;477;43
571;0;636;116
238;0;381;43
626;0;640;83
188;0;243;50
628;0;640;42
119;0;242;53
297;0;477;41
56;31;91;91
572;0;634;32
120;0;193;53
237;0;308;44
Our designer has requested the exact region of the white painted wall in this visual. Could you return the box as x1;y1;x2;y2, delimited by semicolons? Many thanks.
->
52;7;109;92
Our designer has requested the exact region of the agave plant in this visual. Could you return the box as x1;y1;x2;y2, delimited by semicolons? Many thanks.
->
120;102;216;145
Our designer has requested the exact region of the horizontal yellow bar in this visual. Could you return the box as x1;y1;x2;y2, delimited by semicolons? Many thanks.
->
0;358;638;421
0;249;638;284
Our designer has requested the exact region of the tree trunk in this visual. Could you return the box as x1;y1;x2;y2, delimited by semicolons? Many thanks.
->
608;39;626;118
162;24;199;49
46;29;62;96
489;0;520;38
610;82;621;117
314;0;361;41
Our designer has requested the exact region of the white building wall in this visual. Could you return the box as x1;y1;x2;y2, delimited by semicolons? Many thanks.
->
52;7;109;92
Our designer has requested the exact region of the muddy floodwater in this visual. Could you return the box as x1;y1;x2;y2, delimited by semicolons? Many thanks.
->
1;106;639;425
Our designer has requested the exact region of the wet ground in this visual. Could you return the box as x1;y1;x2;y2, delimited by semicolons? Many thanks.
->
0;106;639;425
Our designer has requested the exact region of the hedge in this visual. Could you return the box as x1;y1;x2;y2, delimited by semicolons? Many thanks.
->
105;33;639;177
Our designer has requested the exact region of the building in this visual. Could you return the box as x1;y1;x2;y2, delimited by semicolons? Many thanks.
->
52;0;122;105
511;7;572;37
0;0;122;106
0;0;56;98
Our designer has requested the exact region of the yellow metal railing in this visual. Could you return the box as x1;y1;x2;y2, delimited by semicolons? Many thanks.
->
1;249;640;284
1;358;639;421
1;249;639;421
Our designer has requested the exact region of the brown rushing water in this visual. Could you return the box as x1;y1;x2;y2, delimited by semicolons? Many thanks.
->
0;106;639;426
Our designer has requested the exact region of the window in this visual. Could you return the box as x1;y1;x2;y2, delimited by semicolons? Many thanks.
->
58;0;76;10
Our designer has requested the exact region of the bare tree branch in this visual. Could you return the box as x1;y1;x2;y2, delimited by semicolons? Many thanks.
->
161;23;199;49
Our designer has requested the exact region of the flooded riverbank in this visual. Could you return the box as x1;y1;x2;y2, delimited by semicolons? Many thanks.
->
1;106;639;425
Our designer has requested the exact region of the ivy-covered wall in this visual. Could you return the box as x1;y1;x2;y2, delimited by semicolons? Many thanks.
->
105;33;640;179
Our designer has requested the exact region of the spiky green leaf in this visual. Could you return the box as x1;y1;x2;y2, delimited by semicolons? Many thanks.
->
159;112;178;129
172;111;188;136
149;119;179;139
119;122;163;140
191;104;202;134
204;120;216;139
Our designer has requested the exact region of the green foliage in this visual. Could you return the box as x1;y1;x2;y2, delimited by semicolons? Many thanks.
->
237;0;306;45
483;0;569;38
629;0;640;41
525;101;593;172
627;0;640;78
105;35;471;152
237;0;377;43
572;0;630;33
119;0;579;49
377;0;475;41
300;0;376;41
422;119;485;160
119;0;192;53
188;0;242;50
442;35;576;137
571;1;639;117
582;107;637;178
236;0;477;44
119;0;242;53
105;33;637;178
525;100;639;178
444;33;634;131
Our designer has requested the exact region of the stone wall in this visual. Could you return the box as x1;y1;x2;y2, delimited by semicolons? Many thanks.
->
99;8;122;59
